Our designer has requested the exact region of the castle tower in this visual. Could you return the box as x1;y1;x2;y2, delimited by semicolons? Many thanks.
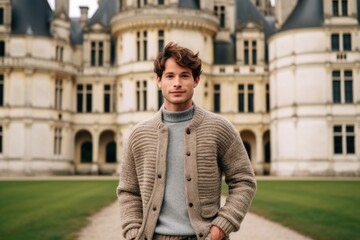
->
269;0;360;176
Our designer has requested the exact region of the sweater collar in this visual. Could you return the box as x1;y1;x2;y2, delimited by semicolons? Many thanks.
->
153;103;205;130
161;105;194;123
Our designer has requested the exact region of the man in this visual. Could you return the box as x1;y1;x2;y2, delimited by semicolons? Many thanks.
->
117;42;256;240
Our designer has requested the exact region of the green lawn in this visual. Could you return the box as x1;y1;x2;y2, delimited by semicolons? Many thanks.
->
223;180;360;240
1;180;359;240
0;180;118;240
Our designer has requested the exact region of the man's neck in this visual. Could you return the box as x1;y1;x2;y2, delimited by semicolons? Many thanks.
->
163;101;193;112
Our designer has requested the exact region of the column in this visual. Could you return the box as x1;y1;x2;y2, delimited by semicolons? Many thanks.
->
255;130;264;175
91;130;99;174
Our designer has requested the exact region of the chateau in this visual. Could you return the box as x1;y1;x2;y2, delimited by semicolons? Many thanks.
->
0;0;359;176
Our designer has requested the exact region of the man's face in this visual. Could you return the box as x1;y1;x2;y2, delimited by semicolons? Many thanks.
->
156;57;200;112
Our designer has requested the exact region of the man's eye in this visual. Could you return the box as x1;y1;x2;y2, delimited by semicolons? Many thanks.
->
182;75;190;79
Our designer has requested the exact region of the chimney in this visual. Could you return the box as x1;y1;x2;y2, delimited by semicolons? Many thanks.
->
55;0;69;15
79;6;89;28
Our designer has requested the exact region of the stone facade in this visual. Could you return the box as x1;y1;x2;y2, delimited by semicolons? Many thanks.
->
0;0;359;176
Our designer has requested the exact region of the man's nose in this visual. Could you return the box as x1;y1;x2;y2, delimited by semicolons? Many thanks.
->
173;76;181;87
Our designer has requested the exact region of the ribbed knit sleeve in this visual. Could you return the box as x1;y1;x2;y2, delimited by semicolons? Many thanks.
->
117;137;143;239
211;130;257;235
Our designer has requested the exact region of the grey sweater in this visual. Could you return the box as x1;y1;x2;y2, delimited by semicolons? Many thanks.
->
117;104;257;240
155;106;195;235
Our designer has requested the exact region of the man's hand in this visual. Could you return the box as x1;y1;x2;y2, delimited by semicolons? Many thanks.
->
210;225;225;240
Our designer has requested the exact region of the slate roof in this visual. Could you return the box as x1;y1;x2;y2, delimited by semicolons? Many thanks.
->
11;0;52;36
70;18;83;44
179;0;200;9
88;0;117;27
281;0;324;31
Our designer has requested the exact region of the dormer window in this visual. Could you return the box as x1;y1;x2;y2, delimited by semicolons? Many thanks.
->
91;41;104;66
332;0;348;16
214;5;226;28
244;40;257;65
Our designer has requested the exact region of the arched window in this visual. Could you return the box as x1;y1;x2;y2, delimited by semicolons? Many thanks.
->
81;141;92;163
243;142;251;160
265;142;271;163
106;141;117;163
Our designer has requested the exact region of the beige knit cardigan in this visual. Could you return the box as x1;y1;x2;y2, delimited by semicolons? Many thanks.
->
117;105;257;240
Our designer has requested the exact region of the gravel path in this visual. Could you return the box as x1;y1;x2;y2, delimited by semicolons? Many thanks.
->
77;197;312;240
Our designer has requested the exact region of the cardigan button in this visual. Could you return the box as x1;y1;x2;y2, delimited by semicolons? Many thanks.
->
186;176;192;181
157;174;162;179
199;233;203;238
186;128;191;134
188;202;193;208
153;206;157;211
186;151;191;156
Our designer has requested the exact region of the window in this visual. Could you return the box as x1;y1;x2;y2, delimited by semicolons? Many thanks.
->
331;34;339;51
344;70;353;103
342;0;348;16
333;0;339;16
0;74;3;107
158;0;164;5
104;84;113;113
331;33;351;51
158;89;163;109
106;141;117;163
90;41;104;66
136;81;147;111
248;85;254;112
332;0;348;16
55;46;64;62
158;30;164;52
0;41;4;57
238;84;254;112
77;84;92;112
238;84;244;112
332;70;353;103
0;8;4;25
136;31;148;61
333;125;355;154
55;79;63;110
0;126;2;153
333;125;342;154
244;40;257;65
252;41;257;65
54;128;62;155
266;84;270;112
214;5;226;28
332;71;341;103
214;84;220;113
81;141;92;163
244;41;249;65
343;34;351;51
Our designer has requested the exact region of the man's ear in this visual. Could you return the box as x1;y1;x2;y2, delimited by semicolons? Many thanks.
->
156;76;161;88
194;76;200;88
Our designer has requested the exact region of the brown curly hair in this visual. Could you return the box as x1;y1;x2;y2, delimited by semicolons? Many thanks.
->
153;42;202;79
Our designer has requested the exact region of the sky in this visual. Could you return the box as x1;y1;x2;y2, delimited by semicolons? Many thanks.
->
47;0;276;18
47;0;99;18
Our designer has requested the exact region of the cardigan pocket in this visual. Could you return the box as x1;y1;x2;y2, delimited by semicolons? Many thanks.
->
201;205;219;218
